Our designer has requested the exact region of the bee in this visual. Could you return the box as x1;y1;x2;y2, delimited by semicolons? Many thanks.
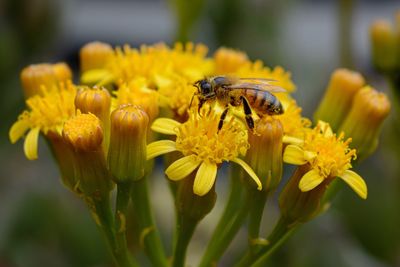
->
193;76;285;131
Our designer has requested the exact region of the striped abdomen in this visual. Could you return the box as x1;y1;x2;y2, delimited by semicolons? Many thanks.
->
243;89;283;115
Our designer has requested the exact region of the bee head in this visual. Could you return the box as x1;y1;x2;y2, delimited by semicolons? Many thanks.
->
196;79;212;95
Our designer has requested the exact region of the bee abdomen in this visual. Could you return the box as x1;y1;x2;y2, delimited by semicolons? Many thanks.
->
244;90;282;115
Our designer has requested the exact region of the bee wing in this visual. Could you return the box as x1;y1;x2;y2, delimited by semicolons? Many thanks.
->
224;82;286;93
238;78;277;82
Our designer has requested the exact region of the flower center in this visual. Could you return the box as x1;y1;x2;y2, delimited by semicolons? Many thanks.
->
22;81;76;135
175;110;249;164
304;122;356;178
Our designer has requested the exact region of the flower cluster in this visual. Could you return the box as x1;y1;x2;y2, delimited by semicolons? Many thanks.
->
9;41;390;267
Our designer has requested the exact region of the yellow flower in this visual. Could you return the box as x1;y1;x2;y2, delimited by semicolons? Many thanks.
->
278;98;311;142
235;61;296;92
213;47;250;74
113;78;159;122
81;42;213;87
157;75;197;120
146;109;262;196
283;121;367;199
20;62;72;98
80;41;113;72
9;81;76;160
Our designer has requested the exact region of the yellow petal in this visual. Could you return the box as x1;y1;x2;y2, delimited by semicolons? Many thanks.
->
24;127;40;160
165;155;201;181
282;135;303;146
97;74;115;86
9;120;30;143
81;69;112;84
151;118;181;135
299;169;325;192
146;140;177;160
339;170;368;199
231;157;262;190
193;162;217;196
283;145;308;165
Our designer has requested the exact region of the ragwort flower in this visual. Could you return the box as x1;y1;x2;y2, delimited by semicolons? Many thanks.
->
146;109;262;196
283;121;367;199
9;81;76;160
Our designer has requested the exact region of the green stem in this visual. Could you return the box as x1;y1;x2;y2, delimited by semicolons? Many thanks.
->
235;217;295;267
131;178;168;267
172;216;198;267
91;195;138;267
338;0;354;68
251;218;296;267
198;168;250;267
115;182;132;262
248;191;268;253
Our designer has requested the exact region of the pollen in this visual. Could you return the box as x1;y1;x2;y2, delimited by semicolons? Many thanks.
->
277;98;311;139
213;47;249;74
17;81;76;136
113;78;159;121
63;113;103;152
157;75;197;119
104;42;213;87
175;109;249;164
303;122;356;178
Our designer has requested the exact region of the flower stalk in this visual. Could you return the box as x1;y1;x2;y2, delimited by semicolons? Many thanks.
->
131;177;168;267
198;164;249;267
173;173;216;267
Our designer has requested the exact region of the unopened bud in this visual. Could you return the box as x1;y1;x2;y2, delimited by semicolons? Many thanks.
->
80;41;113;72
370;20;399;72
20;62;72;98
246;117;283;192
108;104;149;183
314;69;365;131
339;86;390;161
75;86;111;151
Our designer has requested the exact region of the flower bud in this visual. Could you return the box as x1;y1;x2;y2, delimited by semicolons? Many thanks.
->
339;86;390;161
246;117;283;192
75;86;111;151
213;47;249;74
314;69;365;131
63;113;113;198
279;165;330;225
108;104;149;183
80;41;113;72
370;20;399;72
52;62;73;81
20;63;72;98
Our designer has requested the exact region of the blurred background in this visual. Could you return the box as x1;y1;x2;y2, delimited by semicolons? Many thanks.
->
1;0;400;266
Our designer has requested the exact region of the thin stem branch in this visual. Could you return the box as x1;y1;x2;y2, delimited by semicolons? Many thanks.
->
235;217;296;267
172;216;198;267
131;178;168;267
248;191;268;250
91;195;138;267
198;166;249;267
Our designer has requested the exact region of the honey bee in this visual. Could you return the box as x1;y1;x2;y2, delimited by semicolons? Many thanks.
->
193;76;285;130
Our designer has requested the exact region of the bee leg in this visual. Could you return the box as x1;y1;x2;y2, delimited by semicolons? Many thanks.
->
198;99;205;115
241;96;255;130
218;106;229;131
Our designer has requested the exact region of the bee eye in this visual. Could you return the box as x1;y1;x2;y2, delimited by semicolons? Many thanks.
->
201;82;212;94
